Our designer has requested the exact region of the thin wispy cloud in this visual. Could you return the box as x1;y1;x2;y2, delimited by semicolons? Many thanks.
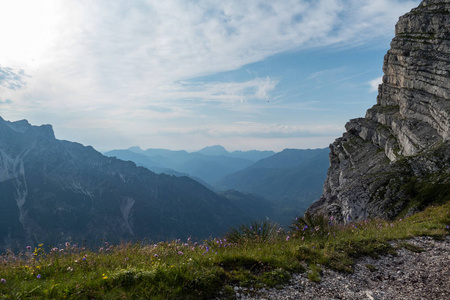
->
0;0;420;151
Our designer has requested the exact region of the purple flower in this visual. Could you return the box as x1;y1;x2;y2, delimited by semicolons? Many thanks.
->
26;246;32;250
1;278;6;284
205;246;209;252
178;251;183;256
65;242;70;247
446;225;449;229
37;274;41;279
82;257;86;261
286;235;290;241
153;254;158;258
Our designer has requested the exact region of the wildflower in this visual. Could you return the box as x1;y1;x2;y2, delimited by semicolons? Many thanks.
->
37;274;41;279
125;257;129;261
102;274;108;280
82;257;86;261
286;235;290;241
153;254;158;258
205;246;209;252
1;278;6;284
314;226;320;231
178;251;183;256
38;243;44;247
302;236;305;241
26;246;31;250
445;225;449;230
330;216;334;221
65;242;70;247
302;225;308;231
67;267;73;272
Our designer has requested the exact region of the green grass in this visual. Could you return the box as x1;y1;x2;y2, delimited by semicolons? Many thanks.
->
1;201;449;299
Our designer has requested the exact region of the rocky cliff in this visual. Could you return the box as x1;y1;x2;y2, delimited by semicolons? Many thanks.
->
308;0;450;223
0;117;249;251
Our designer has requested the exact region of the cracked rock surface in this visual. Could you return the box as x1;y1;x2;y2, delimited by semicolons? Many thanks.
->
308;0;450;223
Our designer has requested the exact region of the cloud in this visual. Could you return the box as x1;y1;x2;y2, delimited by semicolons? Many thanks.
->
0;66;28;90
0;0;421;150
0;99;13;105
368;76;383;93
1;0;420;94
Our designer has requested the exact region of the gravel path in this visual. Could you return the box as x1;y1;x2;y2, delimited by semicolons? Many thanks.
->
228;236;450;300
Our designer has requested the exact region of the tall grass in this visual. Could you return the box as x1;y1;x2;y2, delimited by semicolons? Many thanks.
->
1;201;449;299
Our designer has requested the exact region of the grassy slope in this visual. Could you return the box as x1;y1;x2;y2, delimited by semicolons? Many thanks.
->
0;201;449;300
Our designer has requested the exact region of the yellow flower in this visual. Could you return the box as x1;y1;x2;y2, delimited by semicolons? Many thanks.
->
102;274;108;280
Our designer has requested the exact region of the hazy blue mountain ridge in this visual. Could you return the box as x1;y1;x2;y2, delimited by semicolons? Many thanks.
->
214;148;330;225
0;117;257;251
104;146;273;185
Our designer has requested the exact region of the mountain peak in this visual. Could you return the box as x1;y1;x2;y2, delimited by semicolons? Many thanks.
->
197;145;229;156
0;116;55;139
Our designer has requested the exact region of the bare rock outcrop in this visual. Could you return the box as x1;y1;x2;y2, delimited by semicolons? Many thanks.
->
308;0;450;223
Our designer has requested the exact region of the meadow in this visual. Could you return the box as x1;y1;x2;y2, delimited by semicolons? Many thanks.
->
1;201;449;299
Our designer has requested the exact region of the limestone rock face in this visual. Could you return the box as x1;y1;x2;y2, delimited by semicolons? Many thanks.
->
308;0;450;223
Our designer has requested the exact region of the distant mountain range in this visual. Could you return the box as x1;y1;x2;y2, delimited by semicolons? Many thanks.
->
0;116;330;251
105;146;330;225
0;117;269;251
103;145;275;185
216;148;330;225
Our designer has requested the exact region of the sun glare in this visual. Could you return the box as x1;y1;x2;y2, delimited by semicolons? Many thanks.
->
0;0;64;68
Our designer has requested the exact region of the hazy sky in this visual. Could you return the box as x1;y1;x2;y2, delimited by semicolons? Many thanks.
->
0;0;420;152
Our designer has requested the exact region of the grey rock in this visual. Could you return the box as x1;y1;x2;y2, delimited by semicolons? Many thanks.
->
308;0;450;223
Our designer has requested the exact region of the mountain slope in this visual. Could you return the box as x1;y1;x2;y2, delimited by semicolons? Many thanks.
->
0;117;249;251
308;0;450;223
216;148;329;201
105;147;258;184
215;148;329;224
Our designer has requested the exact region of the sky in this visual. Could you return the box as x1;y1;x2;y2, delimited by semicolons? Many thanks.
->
0;0;421;152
